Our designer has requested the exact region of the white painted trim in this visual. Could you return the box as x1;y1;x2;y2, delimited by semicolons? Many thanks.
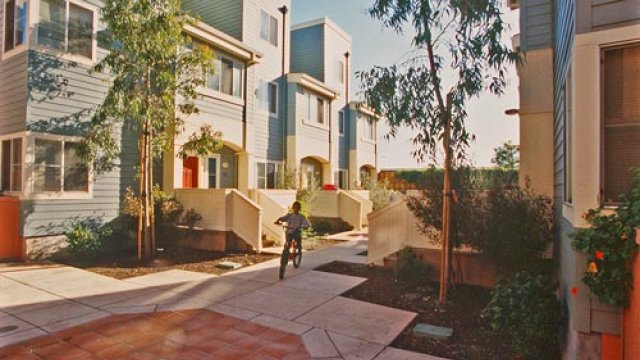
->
287;72;340;99
185;23;262;64
1;0;29;60
201;154;221;189
30;0;98;65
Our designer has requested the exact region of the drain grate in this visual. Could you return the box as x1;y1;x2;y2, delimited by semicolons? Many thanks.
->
0;325;19;333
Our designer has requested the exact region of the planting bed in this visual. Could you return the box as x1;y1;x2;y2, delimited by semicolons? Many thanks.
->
62;246;278;279
316;261;518;360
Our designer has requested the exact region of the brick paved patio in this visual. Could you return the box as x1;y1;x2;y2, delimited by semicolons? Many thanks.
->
0;309;310;360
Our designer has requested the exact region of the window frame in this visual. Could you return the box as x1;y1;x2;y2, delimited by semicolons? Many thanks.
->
0;136;24;193
259;80;278;116
361;115;376;142
256;160;282;189
563;67;573;205
600;42;640;206
202;154;221;189
338;111;345;136
33;0;98;64
260;10;277;47
335;169;348;189
32;135;90;196
2;0;28;59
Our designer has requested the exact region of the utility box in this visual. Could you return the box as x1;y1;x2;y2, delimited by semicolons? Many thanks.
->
0;196;21;261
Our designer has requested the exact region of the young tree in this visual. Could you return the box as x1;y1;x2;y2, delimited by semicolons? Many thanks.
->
81;0;220;259
492;141;519;169
359;0;519;303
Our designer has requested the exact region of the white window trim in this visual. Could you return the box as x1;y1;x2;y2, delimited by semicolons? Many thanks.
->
199;53;245;102
268;81;278;117
360;117;377;143
260;10;277;47
300;89;329;130
200;154;221;189
0;133;25;194
1;0;29;60
28;133;92;199
255;160;283;189
31;0;98;65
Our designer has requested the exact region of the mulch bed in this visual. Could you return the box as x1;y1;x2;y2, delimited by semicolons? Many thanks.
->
316;261;518;360
61;247;278;280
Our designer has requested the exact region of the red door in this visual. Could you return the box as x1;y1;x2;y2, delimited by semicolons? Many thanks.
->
0;197;21;261
182;157;199;188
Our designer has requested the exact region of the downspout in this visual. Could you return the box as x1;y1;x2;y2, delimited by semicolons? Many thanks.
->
278;5;288;173
344;52;350;104
344;52;351;186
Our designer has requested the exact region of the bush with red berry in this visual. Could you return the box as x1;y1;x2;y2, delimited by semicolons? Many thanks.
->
572;170;640;307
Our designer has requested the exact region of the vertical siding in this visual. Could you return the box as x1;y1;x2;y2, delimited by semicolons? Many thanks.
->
182;0;243;40
338;106;349;169
290;25;324;81
520;0;553;50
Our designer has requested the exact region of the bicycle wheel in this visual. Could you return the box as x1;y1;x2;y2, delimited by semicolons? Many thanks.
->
279;245;290;280
292;241;302;268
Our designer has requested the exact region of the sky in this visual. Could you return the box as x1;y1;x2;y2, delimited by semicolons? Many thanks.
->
291;0;520;169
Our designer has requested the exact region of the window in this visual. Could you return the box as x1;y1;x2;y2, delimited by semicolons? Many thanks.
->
317;98;325;125
602;44;640;204
33;138;88;193
335;169;348;189
260;80;278;115
338;60;344;83
299;89;327;125
207;156;219;189
564;69;573;204
1;138;22;191
260;10;277;47
37;0;95;59
363;116;376;141
256;161;282;189
338;111;345;135
3;0;27;53
203;52;244;98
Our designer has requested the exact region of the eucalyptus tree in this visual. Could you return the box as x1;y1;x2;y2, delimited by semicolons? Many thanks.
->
359;0;519;302
82;0;219;259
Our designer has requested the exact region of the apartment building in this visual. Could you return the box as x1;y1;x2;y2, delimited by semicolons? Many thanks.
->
0;0;377;258
514;0;640;358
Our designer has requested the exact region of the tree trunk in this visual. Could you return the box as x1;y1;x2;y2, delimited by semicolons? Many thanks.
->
439;119;452;304
137;130;145;260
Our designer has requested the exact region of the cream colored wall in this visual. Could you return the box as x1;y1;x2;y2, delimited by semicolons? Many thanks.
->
563;23;640;228
517;48;554;198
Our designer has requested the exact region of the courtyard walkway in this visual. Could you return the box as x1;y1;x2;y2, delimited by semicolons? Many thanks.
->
0;238;448;360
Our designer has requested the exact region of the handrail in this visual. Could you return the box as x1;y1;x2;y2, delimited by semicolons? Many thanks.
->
256;190;288;245
338;190;364;230
229;189;262;252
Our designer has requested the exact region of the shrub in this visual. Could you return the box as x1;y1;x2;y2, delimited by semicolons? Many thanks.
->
65;222;113;256
153;186;184;226
484;272;560;360
394;247;433;285
181;208;203;229
360;173;397;211
474;184;554;275
572;169;640;307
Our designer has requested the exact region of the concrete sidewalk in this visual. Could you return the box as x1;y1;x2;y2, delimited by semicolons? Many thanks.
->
0;239;448;359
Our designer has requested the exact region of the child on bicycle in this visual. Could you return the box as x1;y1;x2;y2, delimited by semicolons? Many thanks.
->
274;201;311;252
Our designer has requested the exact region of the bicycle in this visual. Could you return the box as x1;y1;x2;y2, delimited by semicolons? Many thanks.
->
277;224;303;280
